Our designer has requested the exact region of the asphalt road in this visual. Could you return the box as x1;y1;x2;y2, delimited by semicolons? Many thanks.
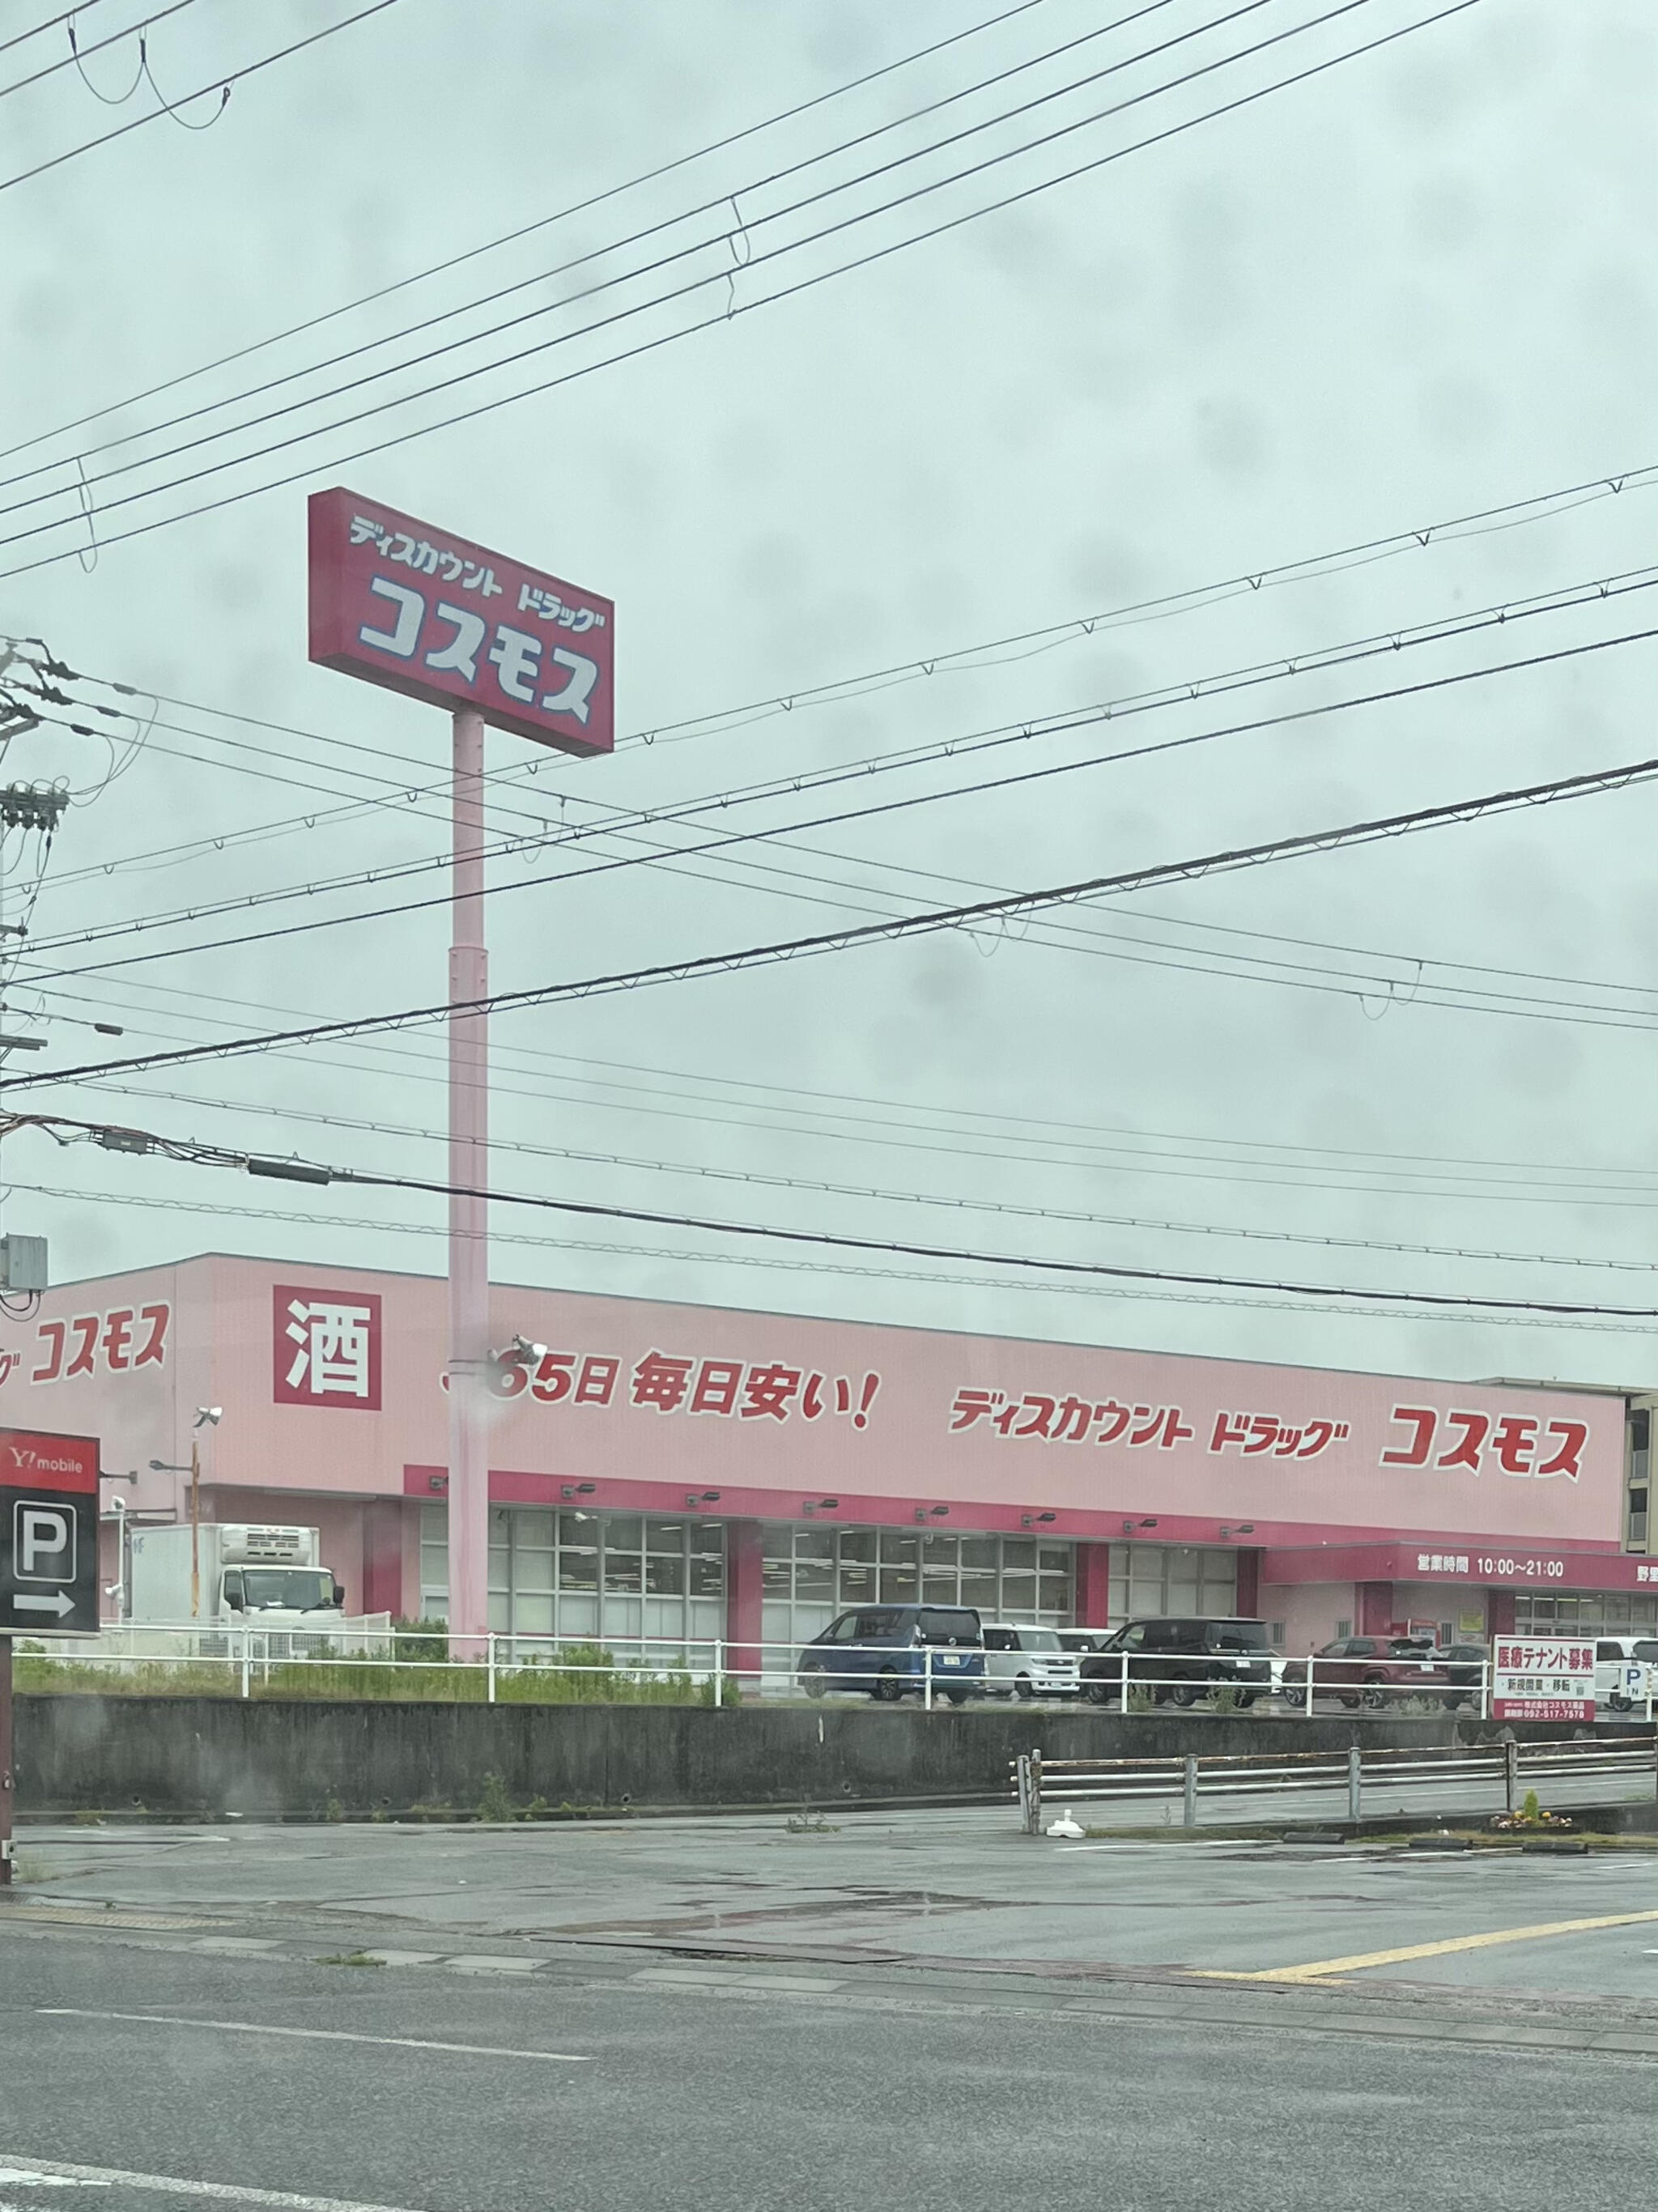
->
2;1929;1656;2212
6;1814;1658;2210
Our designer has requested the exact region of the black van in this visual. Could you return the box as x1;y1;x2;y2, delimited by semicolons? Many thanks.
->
1079;1617;1274;1706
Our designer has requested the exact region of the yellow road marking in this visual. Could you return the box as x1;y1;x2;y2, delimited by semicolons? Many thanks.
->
1192;1908;1658;1982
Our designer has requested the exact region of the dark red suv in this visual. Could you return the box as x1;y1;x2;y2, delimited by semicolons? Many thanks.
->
1279;1635;1454;1709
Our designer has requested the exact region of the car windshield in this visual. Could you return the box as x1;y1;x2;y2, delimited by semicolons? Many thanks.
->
236;1569;336;1611
1018;1628;1062;1653
915;1608;980;1645
1635;1640;1658;1664
1208;1623;1269;1652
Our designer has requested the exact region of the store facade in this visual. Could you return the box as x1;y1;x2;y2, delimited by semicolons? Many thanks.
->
3;1252;1649;1660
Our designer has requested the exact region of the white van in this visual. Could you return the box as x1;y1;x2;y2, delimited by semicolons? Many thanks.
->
1594;1636;1658;1712
980;1624;1081;1699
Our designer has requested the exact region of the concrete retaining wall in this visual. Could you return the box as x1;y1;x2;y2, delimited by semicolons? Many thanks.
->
11;1696;1630;1819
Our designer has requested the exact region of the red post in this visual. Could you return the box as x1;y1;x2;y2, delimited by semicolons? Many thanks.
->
447;706;490;1652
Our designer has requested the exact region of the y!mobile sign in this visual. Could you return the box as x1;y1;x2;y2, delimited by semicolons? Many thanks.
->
307;487;614;754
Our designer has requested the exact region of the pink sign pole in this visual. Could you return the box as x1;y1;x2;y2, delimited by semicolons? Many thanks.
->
307;487;614;1653
448;705;490;1648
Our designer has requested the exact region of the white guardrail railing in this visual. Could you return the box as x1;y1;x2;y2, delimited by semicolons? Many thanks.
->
1013;1736;1658;1832
12;1631;1658;1715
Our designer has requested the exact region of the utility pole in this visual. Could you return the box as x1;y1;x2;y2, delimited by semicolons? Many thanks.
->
448;708;489;1653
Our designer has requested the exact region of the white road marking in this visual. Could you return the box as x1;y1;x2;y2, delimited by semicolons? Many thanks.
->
0;2160;422;2210
36;2011;589;2062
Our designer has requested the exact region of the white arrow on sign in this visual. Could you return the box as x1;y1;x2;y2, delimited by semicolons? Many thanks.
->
12;1589;75;1617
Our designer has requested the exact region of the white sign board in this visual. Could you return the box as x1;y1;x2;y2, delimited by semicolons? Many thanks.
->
1491;1636;1594;1722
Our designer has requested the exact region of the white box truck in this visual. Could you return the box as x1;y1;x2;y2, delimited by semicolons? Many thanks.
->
128;1523;346;1632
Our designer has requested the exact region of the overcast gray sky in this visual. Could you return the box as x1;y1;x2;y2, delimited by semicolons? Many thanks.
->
2;0;1656;1388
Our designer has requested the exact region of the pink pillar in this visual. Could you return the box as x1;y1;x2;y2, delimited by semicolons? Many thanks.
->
1358;1580;1394;1636
1234;1548;1261;1619
447;707;490;1648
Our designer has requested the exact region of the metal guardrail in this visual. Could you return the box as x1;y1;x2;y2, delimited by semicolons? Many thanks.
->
16;1633;1658;1716
1013;1735;1658;1833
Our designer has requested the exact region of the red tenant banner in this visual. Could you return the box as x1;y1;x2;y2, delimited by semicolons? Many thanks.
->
307;487;614;754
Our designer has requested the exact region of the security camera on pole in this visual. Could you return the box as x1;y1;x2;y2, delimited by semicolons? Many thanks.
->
308;491;614;1653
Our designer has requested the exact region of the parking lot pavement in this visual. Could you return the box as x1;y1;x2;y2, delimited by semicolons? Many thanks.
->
9;1810;1658;2001
2;1918;1657;2212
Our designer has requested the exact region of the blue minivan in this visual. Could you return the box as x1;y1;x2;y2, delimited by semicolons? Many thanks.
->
796;1604;985;1702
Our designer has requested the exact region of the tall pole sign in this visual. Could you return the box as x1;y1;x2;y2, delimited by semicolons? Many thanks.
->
308;489;614;1648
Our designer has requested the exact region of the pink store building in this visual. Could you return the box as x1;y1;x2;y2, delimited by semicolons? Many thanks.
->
2;1251;1653;1657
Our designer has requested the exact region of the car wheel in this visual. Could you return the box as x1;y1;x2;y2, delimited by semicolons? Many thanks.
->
1014;1673;1034;1700
1609;1693;1632;1713
945;1687;970;1706
1170;1682;1199;1708
872;1667;904;1703
801;1665;827;1699
1233;1691;1256;1710
1083;1679;1113;1706
1339;1693;1360;1710
1360;1678;1388;1710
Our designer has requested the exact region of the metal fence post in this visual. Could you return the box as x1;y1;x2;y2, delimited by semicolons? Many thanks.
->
1120;1648;1129;1709
924;1646;933;1712
1183;1754;1198;1830
713;1639;724;1701
1304;1657;1316;1718
1031;1746;1043;1832
487;1631;496;1706
240;1627;251;1701
1504;1736;1518;1813
1348;1744;1363;1823
1479;1661;1490;1721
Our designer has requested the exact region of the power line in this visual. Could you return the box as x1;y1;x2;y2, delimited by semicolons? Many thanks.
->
25;615;1658;988
11;1108;1657;1319
0;1;408;200
52;1070;1658;1271
32;440;1657;897
0;0;1056;467
0;0;1482;581
1;0;1171;492
9;737;1656;1096
18;1175;1644;1334
0;1;199;105
30;560;1656;964
0;3;114;63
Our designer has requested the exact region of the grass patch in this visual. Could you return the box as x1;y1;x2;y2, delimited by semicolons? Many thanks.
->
317;1951;385;1967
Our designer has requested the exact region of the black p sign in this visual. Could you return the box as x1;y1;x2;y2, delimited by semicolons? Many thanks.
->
14;1501;75;1582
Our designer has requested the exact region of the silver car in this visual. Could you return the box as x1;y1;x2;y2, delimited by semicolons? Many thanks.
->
980;1623;1081;1699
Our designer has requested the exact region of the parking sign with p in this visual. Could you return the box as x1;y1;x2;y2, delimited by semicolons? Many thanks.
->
0;1427;99;1636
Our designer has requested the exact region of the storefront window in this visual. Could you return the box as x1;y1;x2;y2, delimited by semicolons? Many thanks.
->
759;1525;1074;1650
1107;1543;1239;1626
420;1505;724;1649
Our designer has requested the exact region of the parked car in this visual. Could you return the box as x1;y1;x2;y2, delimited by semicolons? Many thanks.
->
1279;1635;1454;1709
1056;1628;1104;1655
1593;1635;1658;1712
1079;1617;1274;1707
980;1624;1082;1699
1435;1642;1489;1708
796;1604;984;1703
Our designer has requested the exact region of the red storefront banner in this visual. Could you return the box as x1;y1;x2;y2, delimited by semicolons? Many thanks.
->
308;487;614;755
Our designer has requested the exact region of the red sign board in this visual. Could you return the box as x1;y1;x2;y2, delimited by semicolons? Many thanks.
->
0;1427;98;1494
307;487;614;755
273;1286;383;1413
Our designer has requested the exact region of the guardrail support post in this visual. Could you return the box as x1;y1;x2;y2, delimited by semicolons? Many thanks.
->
1303;1660;1316;1718
1120;1649;1129;1709
1504;1736;1518;1813
240;1628;251;1701
924;1646;933;1712
1348;1744;1362;1823
487;1632;496;1706
1183;1753;1198;1830
1031;1746;1043;1832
